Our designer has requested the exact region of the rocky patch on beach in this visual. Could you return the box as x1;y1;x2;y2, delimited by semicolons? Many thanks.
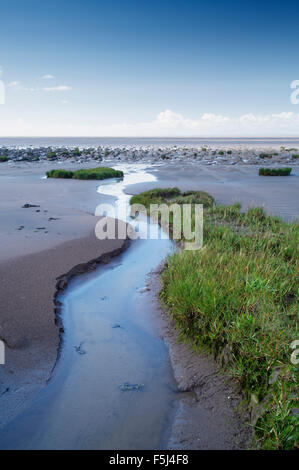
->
1;145;299;166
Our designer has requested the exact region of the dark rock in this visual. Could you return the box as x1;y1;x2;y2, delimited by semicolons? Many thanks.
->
22;203;40;208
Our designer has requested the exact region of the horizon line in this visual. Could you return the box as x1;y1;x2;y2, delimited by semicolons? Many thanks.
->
1;136;299;140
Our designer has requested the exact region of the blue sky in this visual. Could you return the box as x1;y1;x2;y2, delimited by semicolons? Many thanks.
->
0;0;299;136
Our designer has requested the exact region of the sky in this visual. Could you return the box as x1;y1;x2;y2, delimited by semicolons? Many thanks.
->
0;0;299;137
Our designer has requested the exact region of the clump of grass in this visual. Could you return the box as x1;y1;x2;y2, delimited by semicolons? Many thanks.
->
73;147;81;156
46;169;73;179
130;188;214;243
133;187;298;449
0;155;8;162
218;151;224;155
72;167;123;180
259;153;272;159
292;154;299;159
46;167;124;180
46;151;57;160
130;187;214;210
227;150;232;154
259;167;292;176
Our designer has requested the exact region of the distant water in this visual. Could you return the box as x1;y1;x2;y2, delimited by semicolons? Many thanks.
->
0;137;299;148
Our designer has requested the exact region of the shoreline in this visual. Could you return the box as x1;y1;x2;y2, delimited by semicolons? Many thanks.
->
1;142;299;167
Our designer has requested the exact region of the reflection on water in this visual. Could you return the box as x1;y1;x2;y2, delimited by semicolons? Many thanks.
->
0;165;178;450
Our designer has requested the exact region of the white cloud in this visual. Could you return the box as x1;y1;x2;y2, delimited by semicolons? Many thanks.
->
41;74;54;79
8;81;22;88
0;109;299;137
7;81;35;92
43;85;71;91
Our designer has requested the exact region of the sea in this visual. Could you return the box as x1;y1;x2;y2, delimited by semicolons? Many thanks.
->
0;137;299;149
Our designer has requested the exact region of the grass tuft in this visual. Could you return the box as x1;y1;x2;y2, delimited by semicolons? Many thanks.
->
46;167;124;180
259;167;292;176
132;187;299;449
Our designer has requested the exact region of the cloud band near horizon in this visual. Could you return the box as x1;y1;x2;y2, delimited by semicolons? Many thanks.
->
0;109;299;137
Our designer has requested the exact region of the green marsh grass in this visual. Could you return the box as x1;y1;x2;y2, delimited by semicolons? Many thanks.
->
46;167;124;180
131;188;299;449
259;168;292;176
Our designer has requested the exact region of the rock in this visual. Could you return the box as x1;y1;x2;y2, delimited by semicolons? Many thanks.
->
22;203;40;208
119;382;144;391
74;342;86;355
112;323;124;329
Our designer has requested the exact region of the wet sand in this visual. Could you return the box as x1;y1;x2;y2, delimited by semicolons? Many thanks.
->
0;164;127;428
127;163;299;221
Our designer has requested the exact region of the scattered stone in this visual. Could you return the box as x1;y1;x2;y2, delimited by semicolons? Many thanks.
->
22;203;40;208
74;342;86;355
2;145;298;166
119;382;144;391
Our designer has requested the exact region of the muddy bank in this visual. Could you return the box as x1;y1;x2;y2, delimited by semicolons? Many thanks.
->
147;268;253;450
